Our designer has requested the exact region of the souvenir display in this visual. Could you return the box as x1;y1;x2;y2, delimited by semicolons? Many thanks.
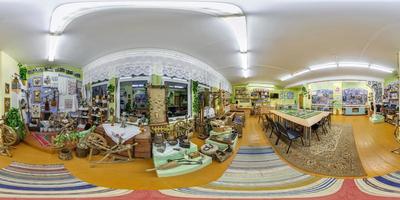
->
147;86;168;124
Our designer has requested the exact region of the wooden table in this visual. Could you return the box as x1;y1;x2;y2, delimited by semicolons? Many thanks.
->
269;110;329;146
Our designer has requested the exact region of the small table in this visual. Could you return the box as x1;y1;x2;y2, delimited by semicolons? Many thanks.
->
103;123;141;144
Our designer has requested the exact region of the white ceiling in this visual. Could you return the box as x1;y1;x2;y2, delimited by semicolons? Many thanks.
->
0;0;400;86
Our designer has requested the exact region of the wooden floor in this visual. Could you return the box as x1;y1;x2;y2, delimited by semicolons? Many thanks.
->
0;113;399;189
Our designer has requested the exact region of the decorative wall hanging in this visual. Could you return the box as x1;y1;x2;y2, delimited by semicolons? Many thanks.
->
32;77;42;87
4;97;10;112
33;90;41;102
82;49;231;92
148;85;168;124
31;104;41;118
4;83;10;94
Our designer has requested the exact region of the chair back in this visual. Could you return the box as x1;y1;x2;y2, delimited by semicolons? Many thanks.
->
275;122;289;138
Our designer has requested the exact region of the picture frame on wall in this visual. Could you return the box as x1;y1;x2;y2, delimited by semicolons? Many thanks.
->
33;90;41;102
4;97;10;113
5;83;10;94
32;77;42;87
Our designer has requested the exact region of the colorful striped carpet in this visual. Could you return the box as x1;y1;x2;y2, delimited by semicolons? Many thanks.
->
161;146;343;199
355;172;400;198
0;162;131;198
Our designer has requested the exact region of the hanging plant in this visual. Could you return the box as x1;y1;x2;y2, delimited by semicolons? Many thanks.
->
18;63;27;81
5;108;26;140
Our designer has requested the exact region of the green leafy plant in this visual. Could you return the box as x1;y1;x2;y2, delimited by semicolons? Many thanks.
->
5;108;26;140
18;63;27;81
53;127;94;147
192;81;200;115
107;84;115;93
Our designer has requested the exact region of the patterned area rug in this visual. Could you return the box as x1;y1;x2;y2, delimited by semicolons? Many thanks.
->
268;123;366;177
31;132;56;147
355;171;400;198
161;146;343;199
0;162;131;198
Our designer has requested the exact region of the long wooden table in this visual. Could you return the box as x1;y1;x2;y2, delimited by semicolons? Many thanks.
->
269;110;329;146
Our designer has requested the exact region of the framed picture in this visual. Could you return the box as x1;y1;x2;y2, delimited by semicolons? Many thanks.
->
5;83;10;94
4;97;10;113
33;90;41;102
32;77;42;87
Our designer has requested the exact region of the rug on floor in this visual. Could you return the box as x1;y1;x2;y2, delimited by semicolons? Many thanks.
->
31;132;56;147
0;162;132;198
268;123;366;177
161;146;343;199
355;171;400;198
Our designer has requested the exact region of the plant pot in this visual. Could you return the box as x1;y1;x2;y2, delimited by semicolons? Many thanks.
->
58;148;73;160
75;147;88;158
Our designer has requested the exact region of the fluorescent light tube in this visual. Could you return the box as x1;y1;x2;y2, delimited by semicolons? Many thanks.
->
338;62;369;68
293;69;310;77
242;69;249;78
241;52;248;69
280;75;292;81
309;62;337;70
370;64;394;73
48;34;59;62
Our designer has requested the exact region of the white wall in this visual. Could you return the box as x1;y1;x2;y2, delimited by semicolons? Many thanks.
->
0;51;19;116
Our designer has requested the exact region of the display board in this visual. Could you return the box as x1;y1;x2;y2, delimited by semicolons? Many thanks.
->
312;89;333;105
342;88;368;105
148;85;168;124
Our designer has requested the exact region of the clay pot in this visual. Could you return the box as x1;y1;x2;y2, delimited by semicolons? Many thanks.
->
58;148;73;160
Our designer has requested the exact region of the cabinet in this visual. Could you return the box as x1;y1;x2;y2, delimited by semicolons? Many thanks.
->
134;129;151;158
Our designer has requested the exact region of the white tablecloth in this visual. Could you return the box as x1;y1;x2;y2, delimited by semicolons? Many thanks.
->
103;123;141;143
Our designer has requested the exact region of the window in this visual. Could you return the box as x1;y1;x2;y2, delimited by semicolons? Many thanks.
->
165;81;188;118
92;84;107;101
119;80;148;117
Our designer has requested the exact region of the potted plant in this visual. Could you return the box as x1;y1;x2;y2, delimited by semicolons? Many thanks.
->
331;100;341;115
5;108;26;142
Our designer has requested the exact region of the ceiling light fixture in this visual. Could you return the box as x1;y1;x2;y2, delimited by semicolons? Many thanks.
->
338;62;369;68
281;61;394;81
248;83;274;88
292;69;310;77
369;64;394;73
280;74;292;81
242;69;249;78
309;62;337;70
48;34;59;62
241;52;248;69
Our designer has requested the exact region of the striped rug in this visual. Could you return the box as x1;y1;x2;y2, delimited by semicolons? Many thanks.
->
0;162;132;198
161;146;343;199
355;172;400;198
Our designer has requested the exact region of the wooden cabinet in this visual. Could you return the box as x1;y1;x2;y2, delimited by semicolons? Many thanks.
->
134;128;151;158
